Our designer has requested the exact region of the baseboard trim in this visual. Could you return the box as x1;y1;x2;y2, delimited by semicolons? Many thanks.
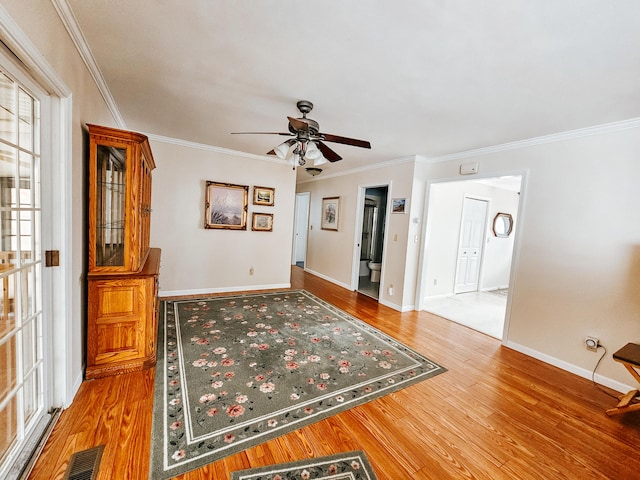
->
378;298;413;312
159;283;291;298
302;268;352;290
505;340;633;394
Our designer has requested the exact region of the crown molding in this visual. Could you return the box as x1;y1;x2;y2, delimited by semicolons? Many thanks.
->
145;132;286;164
52;0;126;128
297;155;417;183
422;117;640;164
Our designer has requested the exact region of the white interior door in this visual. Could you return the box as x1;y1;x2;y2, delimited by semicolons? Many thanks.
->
454;197;488;294
292;193;309;265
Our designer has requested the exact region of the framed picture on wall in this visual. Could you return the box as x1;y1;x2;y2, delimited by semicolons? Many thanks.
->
252;212;274;231
253;186;275;206
321;196;340;231
204;181;248;229
392;198;407;214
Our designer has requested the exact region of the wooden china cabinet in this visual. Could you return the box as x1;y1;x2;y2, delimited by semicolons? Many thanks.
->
85;124;161;379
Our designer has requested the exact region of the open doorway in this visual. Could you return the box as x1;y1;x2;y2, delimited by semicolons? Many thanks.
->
419;175;522;339
292;192;310;268
356;185;388;299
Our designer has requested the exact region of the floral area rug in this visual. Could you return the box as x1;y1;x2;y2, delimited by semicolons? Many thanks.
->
149;290;446;479
230;450;377;480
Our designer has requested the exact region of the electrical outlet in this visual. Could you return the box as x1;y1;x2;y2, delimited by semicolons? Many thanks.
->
585;336;599;352
388;284;393;295
249;267;254;276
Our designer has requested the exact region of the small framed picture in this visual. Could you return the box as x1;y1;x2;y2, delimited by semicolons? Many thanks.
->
321;196;340;231
392;198;407;214
253;186;275;206
252;212;273;231
204;181;248;229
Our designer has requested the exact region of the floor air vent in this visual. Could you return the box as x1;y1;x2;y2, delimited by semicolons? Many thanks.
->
63;446;104;480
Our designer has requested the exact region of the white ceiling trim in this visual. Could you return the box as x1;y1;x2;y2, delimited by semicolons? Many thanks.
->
297;155;417;184
145;132;287;164
52;0;126;128
422;117;640;164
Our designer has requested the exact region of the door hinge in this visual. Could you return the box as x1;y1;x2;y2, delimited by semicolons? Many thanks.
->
45;250;60;267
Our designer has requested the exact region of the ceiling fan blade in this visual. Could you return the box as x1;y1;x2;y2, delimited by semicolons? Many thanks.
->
317;141;342;162
231;131;293;136
287;116;309;132
320;133;371;149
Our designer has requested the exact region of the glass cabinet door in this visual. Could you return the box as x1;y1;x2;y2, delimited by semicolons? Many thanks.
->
95;145;126;267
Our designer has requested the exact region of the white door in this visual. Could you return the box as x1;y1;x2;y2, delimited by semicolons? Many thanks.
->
292;193;309;265
454;197;488;294
0;60;49;476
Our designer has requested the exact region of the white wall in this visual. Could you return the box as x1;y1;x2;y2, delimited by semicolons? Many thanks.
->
416;124;640;389
149;140;296;295
481;186;519;290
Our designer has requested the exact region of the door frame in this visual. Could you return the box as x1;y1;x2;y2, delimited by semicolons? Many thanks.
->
350;182;391;293
415;171;527;343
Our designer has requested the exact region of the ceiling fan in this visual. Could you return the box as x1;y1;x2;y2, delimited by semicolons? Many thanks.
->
231;100;371;168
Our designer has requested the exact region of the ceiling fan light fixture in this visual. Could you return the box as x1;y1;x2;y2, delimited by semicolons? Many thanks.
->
304;141;321;160
313;154;328;166
306;167;322;176
289;148;307;168
274;140;293;159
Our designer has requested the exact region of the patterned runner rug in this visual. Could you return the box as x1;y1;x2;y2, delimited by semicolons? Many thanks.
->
149;290;445;479
231;450;377;479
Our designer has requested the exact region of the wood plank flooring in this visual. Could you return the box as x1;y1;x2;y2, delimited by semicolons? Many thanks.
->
28;267;640;479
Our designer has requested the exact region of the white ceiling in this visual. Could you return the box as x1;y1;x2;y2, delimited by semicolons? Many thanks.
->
63;1;640;179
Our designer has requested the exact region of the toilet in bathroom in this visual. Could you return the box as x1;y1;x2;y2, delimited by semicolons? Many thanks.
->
368;261;381;282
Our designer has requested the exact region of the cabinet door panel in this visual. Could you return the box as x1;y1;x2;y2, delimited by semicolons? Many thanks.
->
89;279;146;365
99;285;139;316
95;322;140;362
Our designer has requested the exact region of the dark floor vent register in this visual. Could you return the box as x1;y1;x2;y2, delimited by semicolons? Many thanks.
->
62;446;104;480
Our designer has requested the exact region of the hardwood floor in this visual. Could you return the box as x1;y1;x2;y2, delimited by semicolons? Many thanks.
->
29;267;640;479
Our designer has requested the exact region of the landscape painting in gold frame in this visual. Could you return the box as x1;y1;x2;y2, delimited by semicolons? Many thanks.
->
252;212;274;232
253;186;275;206
204;181;248;230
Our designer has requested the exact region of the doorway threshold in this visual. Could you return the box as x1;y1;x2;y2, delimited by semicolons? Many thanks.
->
357;275;380;300
423;291;506;339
